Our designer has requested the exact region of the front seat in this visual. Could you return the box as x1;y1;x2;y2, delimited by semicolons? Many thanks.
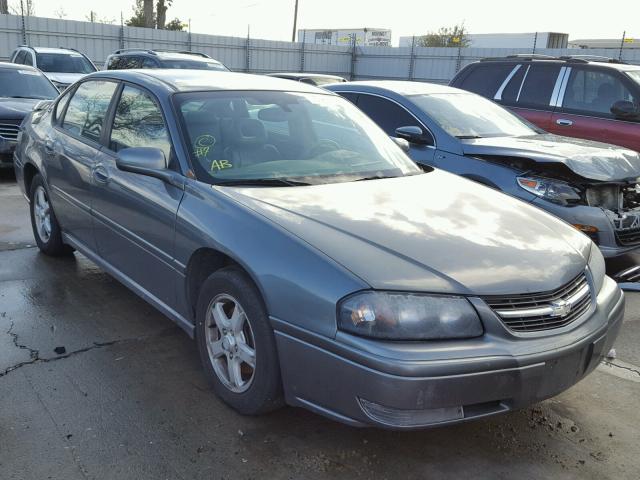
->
223;118;280;168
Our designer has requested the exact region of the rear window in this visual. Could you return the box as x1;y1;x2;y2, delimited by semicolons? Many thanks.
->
516;64;562;108
456;64;514;98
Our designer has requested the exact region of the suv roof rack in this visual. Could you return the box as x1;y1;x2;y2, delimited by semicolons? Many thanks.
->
480;54;627;64
112;48;211;59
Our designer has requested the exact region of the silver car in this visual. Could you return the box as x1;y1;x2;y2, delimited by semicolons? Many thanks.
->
14;70;623;429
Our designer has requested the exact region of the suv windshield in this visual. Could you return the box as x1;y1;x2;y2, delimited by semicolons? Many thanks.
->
162;59;228;71
176;90;421;185
0;69;59;99
410;92;537;139
36;52;96;74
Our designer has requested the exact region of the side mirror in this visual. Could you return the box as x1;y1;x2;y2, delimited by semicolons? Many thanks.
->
115;147;184;188
395;126;431;145
390;136;410;152
611;100;640;120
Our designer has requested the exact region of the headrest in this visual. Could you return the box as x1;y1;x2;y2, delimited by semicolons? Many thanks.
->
597;82;615;98
228;118;267;145
184;110;218;128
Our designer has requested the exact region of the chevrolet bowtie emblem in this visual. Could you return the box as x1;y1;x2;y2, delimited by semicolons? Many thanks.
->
550;299;571;317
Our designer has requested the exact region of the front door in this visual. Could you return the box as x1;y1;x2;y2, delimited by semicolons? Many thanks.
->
92;84;184;307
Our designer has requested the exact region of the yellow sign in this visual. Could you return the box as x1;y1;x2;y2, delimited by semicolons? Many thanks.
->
452;37;461;43
624;38;634;43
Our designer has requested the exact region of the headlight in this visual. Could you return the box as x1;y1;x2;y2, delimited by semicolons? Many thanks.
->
338;291;483;340
588;245;605;294
517;175;581;204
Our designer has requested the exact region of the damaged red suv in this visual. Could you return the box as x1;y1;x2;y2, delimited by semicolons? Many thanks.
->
451;55;640;152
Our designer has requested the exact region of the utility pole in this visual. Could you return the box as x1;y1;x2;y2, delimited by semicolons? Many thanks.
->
291;0;299;42
619;31;626;61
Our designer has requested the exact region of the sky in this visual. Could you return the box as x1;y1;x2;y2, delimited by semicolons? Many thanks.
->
15;0;640;44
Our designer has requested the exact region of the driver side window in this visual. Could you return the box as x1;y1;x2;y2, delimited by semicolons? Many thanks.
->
562;69;636;117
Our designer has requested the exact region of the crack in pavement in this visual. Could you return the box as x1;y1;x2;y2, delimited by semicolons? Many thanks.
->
1;325;179;379
602;359;640;377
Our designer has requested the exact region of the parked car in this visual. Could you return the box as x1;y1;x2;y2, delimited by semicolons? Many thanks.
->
450;55;640;152
326;81;640;259
266;72;346;86
10;46;97;91
0;62;59;168
15;70;623;429
104;49;229;71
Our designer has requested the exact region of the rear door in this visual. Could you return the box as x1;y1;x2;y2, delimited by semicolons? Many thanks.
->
498;63;563;130
550;66;640;150
46;80;118;252
93;83;183;307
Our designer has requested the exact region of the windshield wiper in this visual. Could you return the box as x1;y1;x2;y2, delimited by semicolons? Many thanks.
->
354;174;403;182
5;95;45;99
455;135;484;139
214;178;311;187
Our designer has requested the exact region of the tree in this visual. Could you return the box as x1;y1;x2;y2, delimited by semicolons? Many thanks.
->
143;0;153;28
156;0;170;29
1;1;8;15
165;17;185;31
418;23;470;48
125;0;150;27
9;0;35;16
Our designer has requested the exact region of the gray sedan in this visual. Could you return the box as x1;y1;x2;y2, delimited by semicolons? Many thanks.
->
14;70;623;429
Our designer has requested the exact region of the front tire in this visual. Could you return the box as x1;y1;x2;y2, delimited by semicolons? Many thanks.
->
29;174;73;256
195;267;283;415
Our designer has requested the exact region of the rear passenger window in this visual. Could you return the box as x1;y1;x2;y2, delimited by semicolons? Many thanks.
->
23;53;34;66
142;57;158;68
457;64;514;98
14;51;26;64
107;56;121;70
500;65;527;103
338;92;358;104
109;86;171;158
62;81;118;143
516;64;562;108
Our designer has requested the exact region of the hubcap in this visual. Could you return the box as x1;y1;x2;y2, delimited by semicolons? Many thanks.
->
33;186;52;243
205;294;256;393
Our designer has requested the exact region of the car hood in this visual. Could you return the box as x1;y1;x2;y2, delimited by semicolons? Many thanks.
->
218;171;591;295
461;134;640;182
0;97;40;120
43;72;86;85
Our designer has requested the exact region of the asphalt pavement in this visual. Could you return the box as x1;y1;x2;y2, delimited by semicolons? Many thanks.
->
1;169;639;480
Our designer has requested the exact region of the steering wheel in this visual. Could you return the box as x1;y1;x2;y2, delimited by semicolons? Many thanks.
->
304;139;340;158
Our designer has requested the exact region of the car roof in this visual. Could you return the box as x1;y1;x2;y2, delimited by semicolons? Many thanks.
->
267;72;345;79
90;69;335;94
0;61;38;71
325;80;465;96
22;46;81;55
110;50;217;62
477;56;640;72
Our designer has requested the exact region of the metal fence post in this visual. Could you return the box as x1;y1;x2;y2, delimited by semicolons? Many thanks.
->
408;35;416;80
349;34;357;80
299;30;305;72
619;31;626;61
119;12;125;49
532;32;538;54
187;19;192;52
245;29;251;73
19;0;27;44
455;44;462;73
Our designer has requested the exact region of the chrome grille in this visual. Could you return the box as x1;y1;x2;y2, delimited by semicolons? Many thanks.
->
616;227;640;246
0;123;20;141
482;273;592;332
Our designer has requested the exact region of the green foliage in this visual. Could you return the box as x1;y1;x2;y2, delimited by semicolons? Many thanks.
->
418;24;470;48
125;0;150;27
165;17;186;31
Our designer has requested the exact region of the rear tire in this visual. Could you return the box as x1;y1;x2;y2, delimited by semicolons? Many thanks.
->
29;174;74;256
195;267;284;415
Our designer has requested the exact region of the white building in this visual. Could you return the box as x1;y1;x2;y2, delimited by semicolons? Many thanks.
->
298;28;392;46
569;38;637;49
399;32;568;49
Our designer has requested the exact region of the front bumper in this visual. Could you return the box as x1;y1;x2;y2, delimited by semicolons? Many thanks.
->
531;198;640;258
274;276;624;429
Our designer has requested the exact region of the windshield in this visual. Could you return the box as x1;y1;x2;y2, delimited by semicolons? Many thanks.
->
36;52;96;74
410;92;537;139
0;69;59;99
162;59;229;71
175;90;421;185
626;70;640;87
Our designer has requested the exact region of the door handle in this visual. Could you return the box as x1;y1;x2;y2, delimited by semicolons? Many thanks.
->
44;137;55;154
556;119;573;126
92;165;110;184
